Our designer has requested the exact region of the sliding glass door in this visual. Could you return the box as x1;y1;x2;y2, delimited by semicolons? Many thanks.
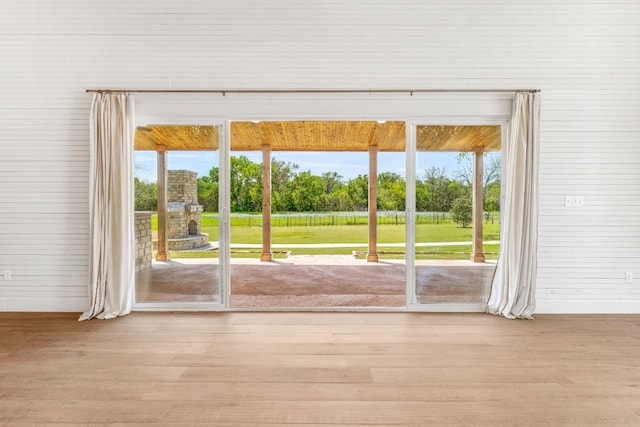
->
227;120;406;309
407;122;504;310
133;123;224;307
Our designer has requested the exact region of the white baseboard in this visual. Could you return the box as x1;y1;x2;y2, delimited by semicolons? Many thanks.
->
536;299;640;314
1;296;637;314
0;297;88;312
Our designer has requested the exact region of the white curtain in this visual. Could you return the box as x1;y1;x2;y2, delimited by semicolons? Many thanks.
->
487;92;540;319
80;93;136;321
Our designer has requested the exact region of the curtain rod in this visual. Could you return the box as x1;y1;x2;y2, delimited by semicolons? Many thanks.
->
85;88;540;95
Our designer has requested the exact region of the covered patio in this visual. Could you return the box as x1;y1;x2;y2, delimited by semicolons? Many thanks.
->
134;121;500;308
135;256;496;307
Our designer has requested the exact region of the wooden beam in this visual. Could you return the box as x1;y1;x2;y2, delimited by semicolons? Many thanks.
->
471;149;485;263
367;145;379;262
260;143;272;262
155;146;170;261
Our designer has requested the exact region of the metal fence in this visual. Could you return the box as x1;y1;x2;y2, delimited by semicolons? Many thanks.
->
203;211;499;227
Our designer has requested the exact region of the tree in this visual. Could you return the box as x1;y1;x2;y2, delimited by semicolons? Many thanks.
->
271;158;298;212
287;171;324;211
230;155;262;212
423;167;456;212
454;152;501;206
320;171;343;194
377;172;406;211
451;196;472;228
197;175;218;212
454;153;473;188
415;180;430;212
484;180;501;212
346;174;369;211
319;188;353;211
134;178;157;211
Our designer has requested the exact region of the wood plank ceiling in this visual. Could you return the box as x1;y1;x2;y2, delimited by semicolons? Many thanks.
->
231;121;406;151
416;125;501;152
134;122;500;152
135;125;219;151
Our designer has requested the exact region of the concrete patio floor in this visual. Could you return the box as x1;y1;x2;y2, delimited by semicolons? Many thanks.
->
135;256;495;308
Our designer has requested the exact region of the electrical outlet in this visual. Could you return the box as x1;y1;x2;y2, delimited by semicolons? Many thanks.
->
564;196;584;207
3;270;11;281
625;272;633;283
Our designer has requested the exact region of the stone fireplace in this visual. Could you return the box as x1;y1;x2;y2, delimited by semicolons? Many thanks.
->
167;170;209;251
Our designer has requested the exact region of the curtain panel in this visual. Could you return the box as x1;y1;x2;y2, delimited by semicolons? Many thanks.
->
80;93;135;320
487;92;541;319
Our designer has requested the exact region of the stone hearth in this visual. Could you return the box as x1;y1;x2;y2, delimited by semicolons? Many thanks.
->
167;170;209;251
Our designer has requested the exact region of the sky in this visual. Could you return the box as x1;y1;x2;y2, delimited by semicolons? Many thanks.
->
134;150;463;183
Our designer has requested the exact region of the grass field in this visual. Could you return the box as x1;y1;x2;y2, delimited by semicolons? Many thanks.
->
164;244;499;260
151;212;500;260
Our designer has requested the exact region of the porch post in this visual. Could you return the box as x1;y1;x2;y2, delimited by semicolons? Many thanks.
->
367;144;379;262
260;143;272;262
156;145;170;261
471;148;485;263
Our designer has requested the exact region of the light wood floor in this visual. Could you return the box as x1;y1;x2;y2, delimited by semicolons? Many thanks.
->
1;312;639;426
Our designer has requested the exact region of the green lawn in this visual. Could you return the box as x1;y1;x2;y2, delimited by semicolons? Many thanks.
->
151;213;500;259
163;244;499;260
226;223;500;245
168;250;289;259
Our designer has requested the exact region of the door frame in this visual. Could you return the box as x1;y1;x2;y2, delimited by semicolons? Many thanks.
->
406;117;509;312
133;118;227;311
133;92;513;312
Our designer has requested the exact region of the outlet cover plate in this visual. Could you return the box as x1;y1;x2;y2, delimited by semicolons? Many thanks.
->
564;196;584;207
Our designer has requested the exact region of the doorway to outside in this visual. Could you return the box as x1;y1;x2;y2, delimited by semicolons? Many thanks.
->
228;121;406;308
411;125;502;307
133;124;222;304
132;120;501;310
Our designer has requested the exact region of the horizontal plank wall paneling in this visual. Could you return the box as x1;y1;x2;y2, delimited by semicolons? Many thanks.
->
1;1;639;312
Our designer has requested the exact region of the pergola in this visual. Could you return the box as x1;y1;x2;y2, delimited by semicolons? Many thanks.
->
134;121;500;263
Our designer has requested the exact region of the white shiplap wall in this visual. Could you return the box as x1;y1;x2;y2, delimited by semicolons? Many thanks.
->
1;0;639;312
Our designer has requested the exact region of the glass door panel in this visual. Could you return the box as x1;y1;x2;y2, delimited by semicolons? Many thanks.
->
228;120;406;308
134;124;222;305
412;125;501;306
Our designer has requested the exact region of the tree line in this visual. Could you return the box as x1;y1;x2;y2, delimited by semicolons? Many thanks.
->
135;154;501;225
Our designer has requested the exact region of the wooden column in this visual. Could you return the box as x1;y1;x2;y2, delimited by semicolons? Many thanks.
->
260;143;272;262
155;145;170;261
367;145;379;262
471;148;485;263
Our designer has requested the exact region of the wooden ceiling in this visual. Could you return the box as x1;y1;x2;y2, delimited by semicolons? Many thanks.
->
416;125;501;152
231;121;406;151
134;122;500;152
135;125;219;151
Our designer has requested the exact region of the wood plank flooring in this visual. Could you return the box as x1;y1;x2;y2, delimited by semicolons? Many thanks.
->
1;312;639;426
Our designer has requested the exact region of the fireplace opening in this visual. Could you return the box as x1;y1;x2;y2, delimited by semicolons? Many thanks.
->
188;220;198;236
